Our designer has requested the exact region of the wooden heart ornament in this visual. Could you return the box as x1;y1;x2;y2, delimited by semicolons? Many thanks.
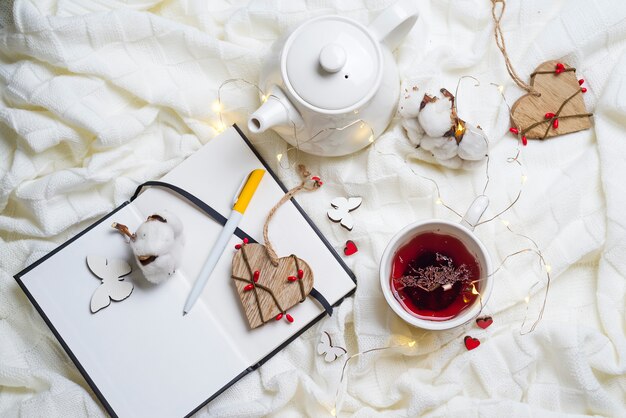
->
511;60;592;140
232;241;314;328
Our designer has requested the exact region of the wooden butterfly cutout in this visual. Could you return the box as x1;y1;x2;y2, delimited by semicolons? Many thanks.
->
87;255;134;313
317;331;347;362
327;197;362;231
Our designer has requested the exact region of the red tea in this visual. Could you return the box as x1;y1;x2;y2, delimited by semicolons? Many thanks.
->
390;231;481;321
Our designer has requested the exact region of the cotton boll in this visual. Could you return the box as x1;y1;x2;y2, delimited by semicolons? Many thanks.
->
157;210;183;236
458;124;488;161
420;135;449;152
398;81;422;118
429;136;459;160
139;252;177;284
131;221;176;258
138;241;183;284
401;117;423;146
417;96;453;138
112;211;184;284
402;117;422;133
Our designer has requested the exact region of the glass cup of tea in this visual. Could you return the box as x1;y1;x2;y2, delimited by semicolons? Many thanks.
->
379;196;493;330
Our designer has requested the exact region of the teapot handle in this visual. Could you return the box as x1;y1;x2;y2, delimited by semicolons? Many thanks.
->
369;0;418;51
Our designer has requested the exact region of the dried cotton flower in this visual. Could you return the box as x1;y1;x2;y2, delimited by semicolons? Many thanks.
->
399;82;489;169
112;210;184;284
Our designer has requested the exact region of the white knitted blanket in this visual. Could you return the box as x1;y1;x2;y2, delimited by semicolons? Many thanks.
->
1;0;625;416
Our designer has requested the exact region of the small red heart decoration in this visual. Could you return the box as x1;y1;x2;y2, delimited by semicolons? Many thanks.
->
344;240;358;256
476;316;493;329
464;336;480;351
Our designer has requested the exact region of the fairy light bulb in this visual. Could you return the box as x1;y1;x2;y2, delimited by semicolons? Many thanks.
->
545;264;552;273
407;340;416;347
524;295;530;304
501;219;510;226
276;153;283;162
211;100;223;113
330;408;337;416
521;175;528;183
454;120;466;139
261;94;268;103
435;198;443;205
368;135;374;143
471;284;479;295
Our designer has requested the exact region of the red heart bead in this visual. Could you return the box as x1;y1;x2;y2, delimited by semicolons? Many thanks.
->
476;316;493;329
344;240;358;256
521;136;528;146
275;313;283;321
287;276;297;282
464;336;480;351
545;112;555;119
509;127;519;135
244;284;254;291
297;269;304;279
553;119;559;129
253;270;260;282
286;313;294;323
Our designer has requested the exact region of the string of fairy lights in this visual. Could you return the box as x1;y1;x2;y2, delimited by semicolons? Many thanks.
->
210;76;552;417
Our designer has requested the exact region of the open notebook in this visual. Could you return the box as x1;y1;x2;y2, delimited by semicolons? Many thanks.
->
14;126;356;418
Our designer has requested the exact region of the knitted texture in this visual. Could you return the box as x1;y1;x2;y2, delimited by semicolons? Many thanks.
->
1;0;625;416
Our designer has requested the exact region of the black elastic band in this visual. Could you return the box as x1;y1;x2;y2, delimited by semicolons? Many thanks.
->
309;288;333;316
130;181;333;317
131;181;254;243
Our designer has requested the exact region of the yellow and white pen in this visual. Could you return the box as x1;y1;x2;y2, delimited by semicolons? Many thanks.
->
183;169;265;315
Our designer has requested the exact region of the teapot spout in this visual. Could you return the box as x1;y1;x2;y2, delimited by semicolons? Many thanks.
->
248;87;301;134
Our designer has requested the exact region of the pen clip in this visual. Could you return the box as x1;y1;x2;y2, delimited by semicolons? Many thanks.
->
232;173;251;206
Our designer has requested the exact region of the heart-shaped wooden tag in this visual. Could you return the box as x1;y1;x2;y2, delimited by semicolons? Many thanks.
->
511;60;591;140
232;242;314;329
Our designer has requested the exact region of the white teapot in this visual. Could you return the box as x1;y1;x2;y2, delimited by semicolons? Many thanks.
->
247;1;418;157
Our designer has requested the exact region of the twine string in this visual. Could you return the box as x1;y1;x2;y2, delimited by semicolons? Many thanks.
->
262;165;322;265
238;244;266;322
491;0;540;96
491;0;539;96
291;254;306;302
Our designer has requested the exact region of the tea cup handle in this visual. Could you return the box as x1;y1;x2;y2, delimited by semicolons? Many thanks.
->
460;195;489;231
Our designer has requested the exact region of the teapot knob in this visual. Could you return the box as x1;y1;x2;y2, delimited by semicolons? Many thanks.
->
319;43;347;73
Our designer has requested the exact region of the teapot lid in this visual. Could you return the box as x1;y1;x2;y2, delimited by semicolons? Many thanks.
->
281;16;382;113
